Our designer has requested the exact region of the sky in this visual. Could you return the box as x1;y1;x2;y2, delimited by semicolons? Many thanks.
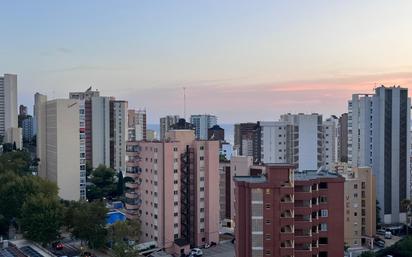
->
1;1;412;123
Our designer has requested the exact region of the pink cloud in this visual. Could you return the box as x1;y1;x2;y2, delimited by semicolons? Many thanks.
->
118;71;412;123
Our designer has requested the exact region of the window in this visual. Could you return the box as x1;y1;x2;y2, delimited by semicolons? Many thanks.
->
174;190;178;195
265;234;271;240
265;204;271;209
319;237;328;244
174;169;178;174
319;196;328;203
200;146;204;150
354;184;358;189
173;147;178;151
319;182;328;189
174;202;178;206
174;234;179;239
265;220;271;225
200;156;204;160
319;223;328;231
200;218;204;222
174;224;178;228
320;209;328;217
174;180;178;184
200;208;204;212
200;187;204;192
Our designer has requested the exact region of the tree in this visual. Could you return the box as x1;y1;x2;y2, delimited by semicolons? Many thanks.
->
402;199;412;236
20;194;63;245
376;200;381;228
116;171;124;196
0;172;58;227
108;220;141;257
87;165;117;201
67;201;108;249
360;251;375;257
0;151;32;175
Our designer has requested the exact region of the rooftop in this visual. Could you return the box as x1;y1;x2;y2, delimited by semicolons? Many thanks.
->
294;169;341;181
233;175;267;183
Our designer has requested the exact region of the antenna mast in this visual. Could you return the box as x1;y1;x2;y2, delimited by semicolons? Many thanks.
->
183;86;186;120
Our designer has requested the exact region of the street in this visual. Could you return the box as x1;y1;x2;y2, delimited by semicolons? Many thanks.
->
202;242;235;257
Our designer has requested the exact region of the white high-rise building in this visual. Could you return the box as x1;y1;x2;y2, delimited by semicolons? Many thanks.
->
259;121;288;164
91;96;111;168
349;86;411;224
280;113;323;171
0;74;18;139
348;94;374;169
190;114;217;140
69;88;100;200
35;94;80;201
323;116;339;168
112;100;128;174
160;115;179;140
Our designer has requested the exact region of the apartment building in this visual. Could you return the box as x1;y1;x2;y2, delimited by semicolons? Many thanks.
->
69;88;100;199
111;100;128;174
348;86;411;224
125;119;219;255
258;121;289;164
35;94;80;200
234;165;344;257
160;115;180;140
128;109;146;141
338;113;348;162
190;114;217;140
280;113;324;170
0;74;18;138
233;123;259;158
341;167;376;249
323;116;338;168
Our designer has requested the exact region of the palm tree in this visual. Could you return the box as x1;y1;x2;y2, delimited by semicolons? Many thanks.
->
401;199;412;236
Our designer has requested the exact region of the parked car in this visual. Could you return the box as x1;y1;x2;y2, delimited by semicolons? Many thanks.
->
190;248;203;256
377;229;386;235
52;241;64;250
385;231;392;239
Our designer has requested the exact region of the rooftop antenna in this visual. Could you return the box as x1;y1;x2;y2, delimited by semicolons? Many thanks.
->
183;86;186;120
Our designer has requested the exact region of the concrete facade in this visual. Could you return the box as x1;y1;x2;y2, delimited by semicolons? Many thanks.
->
160;115;179;140
190;114;217;140
348;86;411;224
35;96;80;201
342;167;376;249
234;165;344;257
0;74;18;138
125;127;220;255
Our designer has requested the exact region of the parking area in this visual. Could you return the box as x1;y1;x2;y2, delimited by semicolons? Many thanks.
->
202;242;234;257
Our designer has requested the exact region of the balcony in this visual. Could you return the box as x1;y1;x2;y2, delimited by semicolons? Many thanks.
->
295;200;311;208
281;240;294;248
281;225;294;234
126;191;140;199
126;182;139;189
126;145;141;153
295;243;311;252
281;210;294;219
125;199;142;210
281;194;294;203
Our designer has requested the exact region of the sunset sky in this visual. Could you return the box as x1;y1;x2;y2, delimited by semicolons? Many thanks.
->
1;1;412;123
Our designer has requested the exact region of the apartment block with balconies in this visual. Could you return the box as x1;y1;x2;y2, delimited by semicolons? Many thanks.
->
234;165;344;257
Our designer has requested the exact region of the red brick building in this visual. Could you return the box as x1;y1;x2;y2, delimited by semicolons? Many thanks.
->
234;164;344;257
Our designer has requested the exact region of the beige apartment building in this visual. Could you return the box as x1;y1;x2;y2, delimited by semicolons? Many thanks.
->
35;94;80;201
342;166;376;248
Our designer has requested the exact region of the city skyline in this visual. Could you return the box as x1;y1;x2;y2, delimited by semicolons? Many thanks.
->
2;1;412;123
